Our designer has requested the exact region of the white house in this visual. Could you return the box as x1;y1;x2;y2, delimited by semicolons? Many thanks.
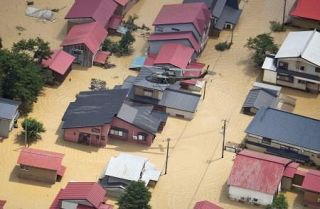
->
262;30;320;92
0;98;20;138
227;150;297;206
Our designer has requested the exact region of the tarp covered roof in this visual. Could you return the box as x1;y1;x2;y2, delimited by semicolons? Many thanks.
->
245;107;320;152
42;49;75;75
290;0;320;21
65;0;118;28
275;30;320;67
228;149;292;194
62;22;108;54
153;3;211;36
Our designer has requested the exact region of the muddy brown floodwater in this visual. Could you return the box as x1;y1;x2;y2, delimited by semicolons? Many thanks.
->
0;0;317;209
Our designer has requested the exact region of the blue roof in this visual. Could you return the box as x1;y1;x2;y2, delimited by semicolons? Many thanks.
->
129;56;146;69
245;107;320;152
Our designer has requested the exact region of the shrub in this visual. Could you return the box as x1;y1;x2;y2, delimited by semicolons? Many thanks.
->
270;21;286;32
215;41;231;51
21;118;46;145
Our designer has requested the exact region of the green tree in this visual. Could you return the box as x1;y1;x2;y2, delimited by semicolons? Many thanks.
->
118;181;151;209
265;193;288;209
117;31;135;56
12;37;52;63
0;49;45;114
0;37;2;49
245;33;278;67
21;118;46;145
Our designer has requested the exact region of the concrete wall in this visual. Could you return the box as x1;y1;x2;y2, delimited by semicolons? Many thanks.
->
63;124;110;146
0;119;11;138
18;165;57;184
229;185;275;206
149;40;198;59
281;177;293;190
110;117;155;146
263;70;277;84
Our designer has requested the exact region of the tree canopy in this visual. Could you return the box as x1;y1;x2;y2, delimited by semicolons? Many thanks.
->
21;118;46;145
118;181;152;209
266;193;288;209
245;33;278;67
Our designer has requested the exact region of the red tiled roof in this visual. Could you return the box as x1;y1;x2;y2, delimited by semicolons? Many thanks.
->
65;0;118;28
17;148;65;172
148;32;200;51
153;3;210;36
94;51;111;64
0;200;6;209
113;0;129;6
62;22;108;54
302;169;320;193
58;182;106;208
42;49;75;75
194;200;223;209
227;149;292;194
108;15;123;30
290;0;320;21
154;43;194;69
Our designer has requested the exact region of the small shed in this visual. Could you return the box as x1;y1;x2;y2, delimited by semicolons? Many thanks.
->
99;153;160;197
289;0;320;30
62;22;108;67
194;200;223;209
49;182;113;209
94;51;111;66
301;169;320;208
0;200;6;209
0;98;20;138
17;148;66;184
41;49;75;82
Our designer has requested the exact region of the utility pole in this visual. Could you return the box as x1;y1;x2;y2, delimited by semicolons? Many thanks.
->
164;138;170;175
203;81;207;101
221;120;227;158
282;0;287;25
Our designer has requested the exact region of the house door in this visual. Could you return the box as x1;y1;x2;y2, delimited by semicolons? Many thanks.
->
78;133;90;145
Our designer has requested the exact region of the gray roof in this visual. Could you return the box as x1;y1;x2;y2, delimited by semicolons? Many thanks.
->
62;89;128;129
242;88;277;110
183;0;215;10
117;103;167;134
0;98;20;120
134;67;172;91
215;5;242;30
212;0;226;18
245;107;320;152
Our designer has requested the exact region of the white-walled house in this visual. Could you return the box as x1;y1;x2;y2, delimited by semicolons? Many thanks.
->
262;30;320;92
227;150;297;206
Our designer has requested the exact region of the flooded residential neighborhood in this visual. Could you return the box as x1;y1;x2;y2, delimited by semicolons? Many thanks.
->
0;0;319;209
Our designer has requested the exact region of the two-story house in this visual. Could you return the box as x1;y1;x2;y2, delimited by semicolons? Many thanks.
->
262;30;320;92
244;107;320;166
149;3;211;56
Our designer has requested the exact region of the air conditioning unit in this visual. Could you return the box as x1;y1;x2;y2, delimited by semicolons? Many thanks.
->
133;136;138;140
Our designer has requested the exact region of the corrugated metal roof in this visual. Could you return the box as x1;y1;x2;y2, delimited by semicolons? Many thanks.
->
153;3;210;36
113;0;129;6
242;88;277;110
302;169;320;193
212;0;226;18
228;150;292;194
154;43;194;69
183;0;215;10
42;49;75;75
215;5;241;30
194;200;223;209
283;162;299;178
290;0;320;21
50;182;106;209
65;0;118;28
94;51;111;64
149;31;200;51
0;98;20;120
275;30;320;67
17;148;65;172
105;153;147;181
245;107;320;152
62;22;108;54
62;89;128;129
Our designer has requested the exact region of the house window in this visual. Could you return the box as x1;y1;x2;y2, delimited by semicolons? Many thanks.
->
300;66;305;71
95;135;100;139
277;74;294;83
137;133;147;141
101;136;106;141
261;138;271;145
20;165;29;171
143;89;153;97
72;49;83;55
171;28;180;32
224;23;233;30
315;67;320;73
298;79;306;84
91;128;100;133
109;128;127;137
253;198;258;202
278;61;288;69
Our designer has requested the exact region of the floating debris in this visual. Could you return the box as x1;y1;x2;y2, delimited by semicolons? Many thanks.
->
89;78;107;91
